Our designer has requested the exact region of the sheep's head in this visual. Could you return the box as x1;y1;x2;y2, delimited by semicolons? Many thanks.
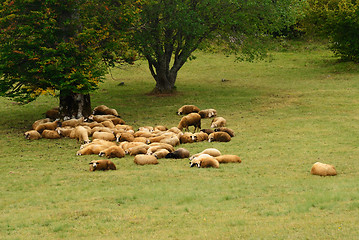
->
89;161;99;171
98;152;106;157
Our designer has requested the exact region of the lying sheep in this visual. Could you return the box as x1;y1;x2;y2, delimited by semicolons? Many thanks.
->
101;120;115;129
62;118;84;128
134;154;159;165
92;132;116;141
152;149;170;159
32;118;51;130
91;127;113;135
35;120;60;133
198;109;217;118
89;159;116;171
160;136;180;147
214;127;235;137
189;148;221;160
208;132;231;142
215;155;241;164
177;113;201;132
110;117;126;125
180;132;194;144
77;144;108;155
120;141;147;151
57;127;74;138
45;107;60;120
81;139;116;150
147;143;175;155
311;162;337;176
200;129;214;135
154;125;168;131
165;148;190;159
191;132;208;142
92;105;110;115
177;105;200;115
190;154;219;168
210;117;226;128
24;130;42;140
138;126;154;132
133;131;153;138
125;145;150;156
168;127;182;134
116;132;135;142
41;129;61;139
73;126;90;143
99;146;125;158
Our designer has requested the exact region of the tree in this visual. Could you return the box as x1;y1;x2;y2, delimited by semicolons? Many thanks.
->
304;0;359;62
130;0;300;93
0;0;136;118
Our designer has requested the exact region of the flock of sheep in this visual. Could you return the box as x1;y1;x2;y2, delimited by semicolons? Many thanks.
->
24;104;337;176
24;104;243;171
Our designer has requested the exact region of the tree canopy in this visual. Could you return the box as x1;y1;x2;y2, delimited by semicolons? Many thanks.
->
0;0;137;117
130;0;301;93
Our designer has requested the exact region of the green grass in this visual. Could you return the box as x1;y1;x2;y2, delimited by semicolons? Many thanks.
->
1;42;359;239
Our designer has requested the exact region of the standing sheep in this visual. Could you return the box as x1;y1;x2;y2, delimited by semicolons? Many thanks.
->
177;113;201;132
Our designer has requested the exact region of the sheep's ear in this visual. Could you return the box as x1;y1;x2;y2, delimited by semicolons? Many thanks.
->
88;162;93;165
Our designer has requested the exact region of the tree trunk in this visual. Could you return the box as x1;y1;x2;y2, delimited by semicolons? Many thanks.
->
59;91;92;119
148;61;177;93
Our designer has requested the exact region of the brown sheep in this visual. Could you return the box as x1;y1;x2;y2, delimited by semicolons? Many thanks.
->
101;120;115;129
165;148;190;159
180;132;194;144
214;127;235;137
125;145;150;156
99;146;125;158
73;126;90;143
215;155;241;164
45;107;60;120
133;131;153;138
56;127;74;138
92;105;110;115
147;143;175;155
189;148;221;160
92;132;116;141
90;127;113;135
41;130;61;139
110;117;126;125
311;162;337;176
80;139;117;150
168;127;182;134
89;159;116;171
116;132;135;142
138;126;154;132
210;117;227;128
177;113;201;132
198;109;217;118
177;105;200;115
200;129;214;135
191;132;209;142
120;142;147;151
208;132;231;142
62;118;84;128
103;108;120;117
190;154;219;168
134;154;159;165
35;120;60;133
115;124;134;131
160;136;180;147
77;144;108;155
152;149;170;159
32;118;51;130
133;137;148;143
24;130;42;140
154;125;168;131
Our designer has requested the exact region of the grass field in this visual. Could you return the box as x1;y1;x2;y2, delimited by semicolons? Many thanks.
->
1;42;359;239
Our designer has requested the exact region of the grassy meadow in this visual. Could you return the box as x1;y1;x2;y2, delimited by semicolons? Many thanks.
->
1;42;359;239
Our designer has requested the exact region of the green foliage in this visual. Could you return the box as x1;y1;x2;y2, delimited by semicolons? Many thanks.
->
304;0;359;62
0;0;136;103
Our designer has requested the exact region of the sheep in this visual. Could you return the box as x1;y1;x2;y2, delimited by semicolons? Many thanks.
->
189;154;219;168
92;132;116;141
180;132;194;144
210;117;227;128
152;149;170;159
56;127;74;138
88;115;116;123
133;131;153;138
90;127;113;135
160;136;180;147
125;145;150;156
200;129;214;135
103;108;120;117
80;139;116;150
120;141;147;151
165;148;190;159
177;105;200;115
99;146;125;158
32;118;51;130
189;148;221;160
77;144;108;155
45;107;60;120
115;124;134;131
116;132;135;142
198;109;217;118
154;125;168;131
310;162;337;176
41;130;61;139
101;120;115;129
73;126;90;144
93;105;110;115
214;127;235;137
208;132;231;142
147;135;168;143
110;117;126;125
147;143;175;155
82;122;104;128
215;155;241;164
89;159;116;171
35;120;60;133
24;130;42;140
62;118;84;128
177;113;201;132
134;154;159;165
133;137;148;143
191;132;209;142
168;127;182;134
